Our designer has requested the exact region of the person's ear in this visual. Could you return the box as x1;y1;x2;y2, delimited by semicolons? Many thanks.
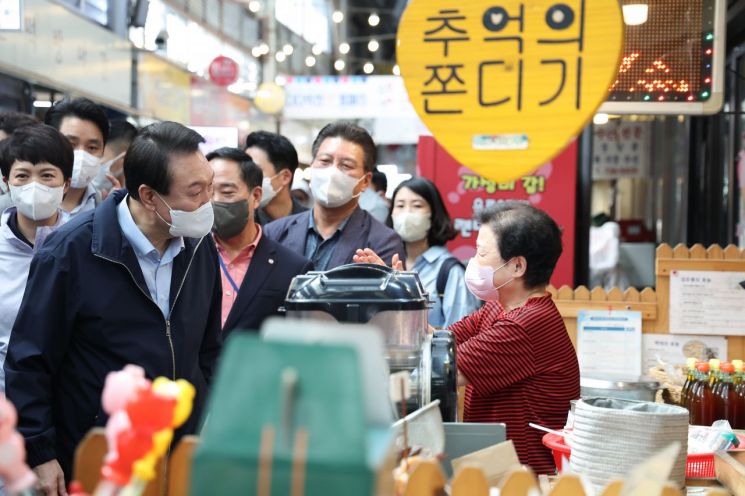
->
250;185;262;210
279;169;293;187
513;256;528;278
138;185;159;212
357;171;372;193
63;178;71;195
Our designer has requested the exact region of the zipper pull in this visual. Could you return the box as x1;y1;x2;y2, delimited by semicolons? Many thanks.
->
166;320;171;336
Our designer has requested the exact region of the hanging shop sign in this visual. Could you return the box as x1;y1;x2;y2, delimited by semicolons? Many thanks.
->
138;51;191;123
190;76;250;127
208;55;239;86
418;135;577;288
397;0;624;182
283;76;416;120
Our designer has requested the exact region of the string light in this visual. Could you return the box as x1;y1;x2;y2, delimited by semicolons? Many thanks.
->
363;62;374;74
334;59;346;71
332;10;344;23
368;12;380;26
283;44;294;55
392;64;400;76
339;42;350;54
368;39;379;52
275;51;286;62
305;55;316;67
248;0;260;13
312;44;323;56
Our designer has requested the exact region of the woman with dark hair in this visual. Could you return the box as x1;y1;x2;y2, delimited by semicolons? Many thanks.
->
0;124;73;392
358;177;479;328
451;201;579;474
358;199;579;475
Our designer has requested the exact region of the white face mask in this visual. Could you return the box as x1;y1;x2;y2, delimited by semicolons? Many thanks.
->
392;211;432;243
154;193;214;239
91;152;125;192
310;166;364;208
260;174;282;208
9;182;64;221
71;150;102;188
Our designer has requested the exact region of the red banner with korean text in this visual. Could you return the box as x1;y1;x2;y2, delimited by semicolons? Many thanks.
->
418;135;577;288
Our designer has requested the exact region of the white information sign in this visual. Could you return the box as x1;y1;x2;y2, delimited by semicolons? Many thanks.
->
592;121;651;180
284;75;420;120
669;270;745;335
0;0;22;31
188;126;238;155
578;310;642;376
642;334;727;372
0;0;131;107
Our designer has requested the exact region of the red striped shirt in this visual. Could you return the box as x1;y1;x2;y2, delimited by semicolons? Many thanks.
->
450;295;580;474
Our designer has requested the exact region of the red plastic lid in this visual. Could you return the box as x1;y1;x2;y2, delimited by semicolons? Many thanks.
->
697;363;711;372
721;363;735;374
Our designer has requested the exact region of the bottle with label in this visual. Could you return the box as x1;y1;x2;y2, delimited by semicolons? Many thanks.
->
733;360;745;429
714;362;736;422
690;362;713;426
681;357;699;408
733;360;743;386
709;359;721;388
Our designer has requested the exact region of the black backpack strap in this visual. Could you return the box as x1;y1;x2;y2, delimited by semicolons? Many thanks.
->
436;257;464;301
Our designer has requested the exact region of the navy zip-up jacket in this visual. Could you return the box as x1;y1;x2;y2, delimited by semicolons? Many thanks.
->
4;190;223;478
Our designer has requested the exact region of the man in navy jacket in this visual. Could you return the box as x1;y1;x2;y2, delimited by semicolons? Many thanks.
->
4;122;222;494
264;122;403;270
207;147;313;336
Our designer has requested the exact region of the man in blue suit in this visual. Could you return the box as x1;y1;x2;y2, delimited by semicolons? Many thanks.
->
207;147;313;336
264;122;403;270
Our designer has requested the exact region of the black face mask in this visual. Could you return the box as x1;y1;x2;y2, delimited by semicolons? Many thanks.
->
212;200;249;239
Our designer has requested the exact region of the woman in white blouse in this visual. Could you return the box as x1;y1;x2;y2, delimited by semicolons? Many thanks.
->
379;177;480;328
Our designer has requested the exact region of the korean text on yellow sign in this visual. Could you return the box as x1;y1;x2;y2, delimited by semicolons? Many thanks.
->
397;1;623;182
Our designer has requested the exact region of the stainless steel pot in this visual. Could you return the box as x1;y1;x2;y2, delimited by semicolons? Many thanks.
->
580;375;661;402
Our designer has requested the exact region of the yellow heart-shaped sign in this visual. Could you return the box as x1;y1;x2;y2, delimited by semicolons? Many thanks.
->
397;0;624;182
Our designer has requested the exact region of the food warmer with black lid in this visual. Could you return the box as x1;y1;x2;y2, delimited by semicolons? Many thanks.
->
284;263;459;422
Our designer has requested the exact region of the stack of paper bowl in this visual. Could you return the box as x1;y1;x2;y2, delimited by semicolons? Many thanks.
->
568;397;689;491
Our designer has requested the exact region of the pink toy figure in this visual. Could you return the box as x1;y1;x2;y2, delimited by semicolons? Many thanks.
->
99;365;151;488
0;395;36;495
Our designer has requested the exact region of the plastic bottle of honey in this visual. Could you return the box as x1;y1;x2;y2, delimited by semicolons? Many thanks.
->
733;360;743;386
714;362;736;422
688;363;704;425
690;362;713;426
733;360;745;428
681;357;698;408
709;359;721;388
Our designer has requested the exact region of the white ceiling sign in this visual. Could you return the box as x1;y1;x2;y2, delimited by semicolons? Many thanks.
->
0;0;22;31
0;0;131;108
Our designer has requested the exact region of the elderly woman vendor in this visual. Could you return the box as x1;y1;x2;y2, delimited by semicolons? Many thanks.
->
355;201;579;474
